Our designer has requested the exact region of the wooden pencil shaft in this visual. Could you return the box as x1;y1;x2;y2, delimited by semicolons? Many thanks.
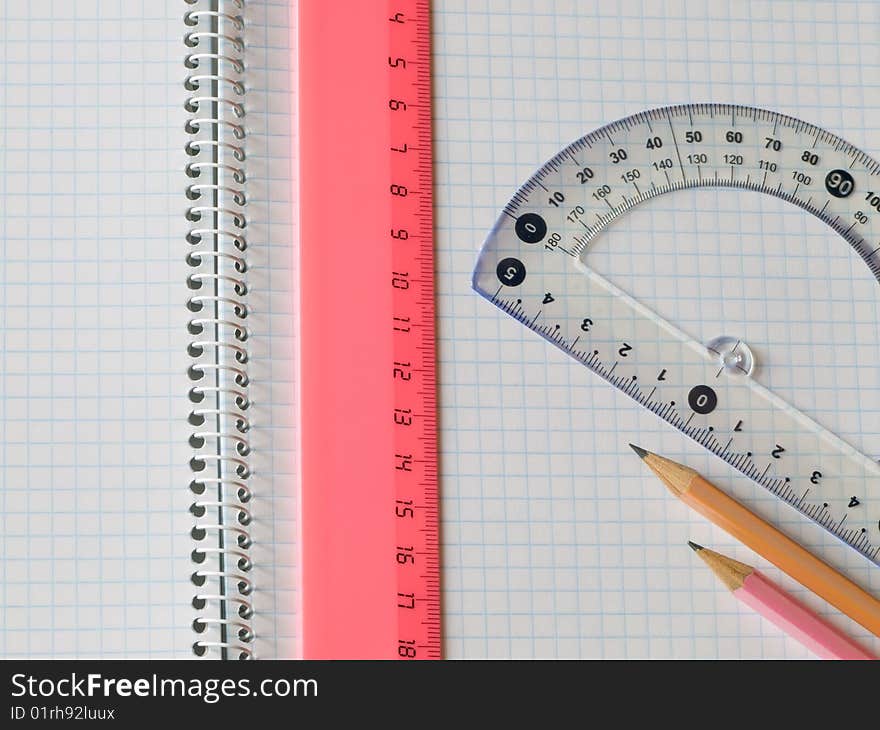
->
738;571;876;660
683;471;880;637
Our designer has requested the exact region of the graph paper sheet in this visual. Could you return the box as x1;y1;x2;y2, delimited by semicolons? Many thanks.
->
0;2;193;656
433;0;880;658
243;0;301;660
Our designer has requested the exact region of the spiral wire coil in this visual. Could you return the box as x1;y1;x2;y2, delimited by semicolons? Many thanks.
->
184;0;253;659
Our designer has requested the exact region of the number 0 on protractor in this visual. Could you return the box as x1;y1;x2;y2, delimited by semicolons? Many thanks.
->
473;104;880;568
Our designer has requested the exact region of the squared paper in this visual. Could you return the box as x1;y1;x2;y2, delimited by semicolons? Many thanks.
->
433;0;880;658
0;0;193;657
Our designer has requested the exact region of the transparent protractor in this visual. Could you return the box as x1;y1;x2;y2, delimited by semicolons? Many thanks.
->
473;104;880;566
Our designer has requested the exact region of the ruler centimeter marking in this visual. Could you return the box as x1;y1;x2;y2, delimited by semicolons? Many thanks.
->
474;104;880;570
299;1;439;658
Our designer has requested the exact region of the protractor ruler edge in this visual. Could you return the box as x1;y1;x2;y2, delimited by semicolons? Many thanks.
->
299;0;440;659
473;103;880;572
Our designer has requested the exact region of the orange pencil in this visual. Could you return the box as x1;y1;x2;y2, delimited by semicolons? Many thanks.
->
630;444;880;637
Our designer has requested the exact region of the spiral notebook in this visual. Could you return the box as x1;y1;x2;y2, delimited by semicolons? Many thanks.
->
0;0;299;659
4;0;880;661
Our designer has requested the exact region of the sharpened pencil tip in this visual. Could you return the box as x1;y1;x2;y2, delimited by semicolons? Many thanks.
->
687;540;703;552
628;443;649;459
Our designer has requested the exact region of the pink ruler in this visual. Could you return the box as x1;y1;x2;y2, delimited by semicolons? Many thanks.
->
298;1;440;658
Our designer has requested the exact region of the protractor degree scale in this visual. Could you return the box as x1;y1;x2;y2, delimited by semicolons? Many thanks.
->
473;103;880;566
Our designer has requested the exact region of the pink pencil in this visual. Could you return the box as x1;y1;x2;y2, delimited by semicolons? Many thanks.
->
688;542;876;660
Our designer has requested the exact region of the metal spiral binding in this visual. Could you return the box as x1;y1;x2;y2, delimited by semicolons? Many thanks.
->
184;0;253;660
